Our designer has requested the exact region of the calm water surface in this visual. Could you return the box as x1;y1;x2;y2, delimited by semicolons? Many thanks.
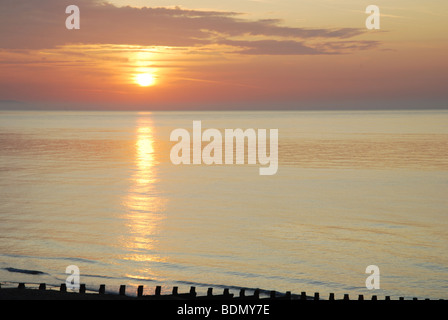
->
0;110;447;299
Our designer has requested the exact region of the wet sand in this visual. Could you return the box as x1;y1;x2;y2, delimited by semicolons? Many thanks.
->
0;288;136;300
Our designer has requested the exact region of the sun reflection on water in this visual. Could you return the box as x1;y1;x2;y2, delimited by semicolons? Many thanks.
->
122;114;167;271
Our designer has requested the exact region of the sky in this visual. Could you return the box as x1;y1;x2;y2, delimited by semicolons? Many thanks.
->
0;0;447;110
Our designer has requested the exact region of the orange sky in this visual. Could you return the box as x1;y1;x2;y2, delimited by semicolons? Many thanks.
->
0;0;447;110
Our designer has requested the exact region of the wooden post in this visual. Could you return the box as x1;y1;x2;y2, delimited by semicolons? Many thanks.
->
18;283;25;290
300;292;307;300
399;297;404;301
190;286;196;297
314;292;319;301
99;284;105;294
223;288;230;297
329;293;335;301
60;283;67;292
358;295;364;301
39;283;46;291
385;296;390;301
239;289;245;297
79;284;86;294
343;294;350;300
137;285;144;297
372;295;377;301
172;286;178;296
207;288;213;297
254;289;260;299
119;285;126;296
270;291;276;299
155;286;161;296
285;291;291;299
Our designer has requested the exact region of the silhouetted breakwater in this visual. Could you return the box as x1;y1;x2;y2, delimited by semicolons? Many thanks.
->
0;282;443;301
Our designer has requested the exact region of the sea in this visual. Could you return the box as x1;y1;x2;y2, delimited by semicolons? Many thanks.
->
0;109;447;299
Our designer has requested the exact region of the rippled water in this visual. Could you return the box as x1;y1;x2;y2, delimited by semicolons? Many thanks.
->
0;110;447;299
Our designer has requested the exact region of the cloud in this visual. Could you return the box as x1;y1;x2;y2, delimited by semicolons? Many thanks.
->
0;0;377;55
221;39;321;55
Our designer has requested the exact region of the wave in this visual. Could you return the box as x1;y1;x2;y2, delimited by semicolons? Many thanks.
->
3;267;48;275
0;253;105;266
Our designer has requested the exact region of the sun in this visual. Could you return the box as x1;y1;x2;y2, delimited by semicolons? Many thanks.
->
135;73;156;87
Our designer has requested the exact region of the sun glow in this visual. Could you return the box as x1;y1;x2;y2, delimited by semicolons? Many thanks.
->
135;73;156;87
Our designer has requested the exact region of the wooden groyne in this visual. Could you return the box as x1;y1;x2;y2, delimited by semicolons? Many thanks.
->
0;282;442;301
